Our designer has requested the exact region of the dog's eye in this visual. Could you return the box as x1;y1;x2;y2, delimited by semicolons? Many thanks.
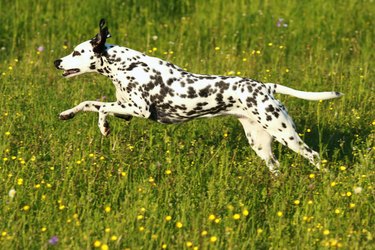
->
72;51;81;57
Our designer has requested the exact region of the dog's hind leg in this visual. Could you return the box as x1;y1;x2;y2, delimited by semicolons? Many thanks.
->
258;104;321;169
238;118;280;175
269;128;321;169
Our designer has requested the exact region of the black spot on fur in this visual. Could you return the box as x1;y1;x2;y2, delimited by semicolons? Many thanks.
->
187;78;195;84
304;146;313;153
261;95;269;102
215;93;223;103
199;86;211;97
265;104;275;112
167;78;175;86
246;97;257;107
72;51;81;57
197;102;208;106
215;81;230;92
126;62;139;71
187;87;197;98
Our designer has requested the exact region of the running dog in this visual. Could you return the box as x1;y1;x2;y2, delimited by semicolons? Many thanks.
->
54;19;342;175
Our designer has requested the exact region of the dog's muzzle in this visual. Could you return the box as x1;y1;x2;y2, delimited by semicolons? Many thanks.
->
54;59;80;77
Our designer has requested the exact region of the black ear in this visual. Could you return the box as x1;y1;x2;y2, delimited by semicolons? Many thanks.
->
91;19;111;54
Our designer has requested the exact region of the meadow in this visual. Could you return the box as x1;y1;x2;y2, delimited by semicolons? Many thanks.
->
0;0;374;249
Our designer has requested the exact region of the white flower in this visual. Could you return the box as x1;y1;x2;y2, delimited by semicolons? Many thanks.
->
353;186;362;194
8;188;16;198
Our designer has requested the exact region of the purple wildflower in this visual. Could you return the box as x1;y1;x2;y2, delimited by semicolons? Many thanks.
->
48;236;59;245
37;46;45;52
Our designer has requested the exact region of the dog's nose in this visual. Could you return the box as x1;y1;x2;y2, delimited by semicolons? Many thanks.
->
54;59;62;69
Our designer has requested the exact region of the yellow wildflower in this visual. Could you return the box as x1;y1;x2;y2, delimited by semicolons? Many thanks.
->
233;214;241;220
17;178;23;185
93;240;101;247
210;236;217;243
242;209;249;216
165;169;172;175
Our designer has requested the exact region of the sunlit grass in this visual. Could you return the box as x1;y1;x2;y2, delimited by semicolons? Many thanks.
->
0;0;374;249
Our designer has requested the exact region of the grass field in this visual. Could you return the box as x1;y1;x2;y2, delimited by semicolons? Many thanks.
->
0;0;374;249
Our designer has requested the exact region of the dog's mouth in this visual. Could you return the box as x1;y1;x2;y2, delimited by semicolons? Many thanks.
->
62;68;80;77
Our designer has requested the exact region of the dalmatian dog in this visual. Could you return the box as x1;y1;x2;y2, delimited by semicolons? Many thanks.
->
54;19;342;175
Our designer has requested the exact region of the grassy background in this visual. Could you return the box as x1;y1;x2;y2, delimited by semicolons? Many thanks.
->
0;0;374;249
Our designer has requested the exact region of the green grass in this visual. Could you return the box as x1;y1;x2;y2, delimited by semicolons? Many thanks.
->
0;0;374;249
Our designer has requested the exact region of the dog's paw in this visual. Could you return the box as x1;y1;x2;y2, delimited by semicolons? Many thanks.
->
59;111;75;120
100;121;111;136
271;169;281;177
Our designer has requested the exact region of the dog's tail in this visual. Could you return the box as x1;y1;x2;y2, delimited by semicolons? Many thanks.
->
265;83;343;101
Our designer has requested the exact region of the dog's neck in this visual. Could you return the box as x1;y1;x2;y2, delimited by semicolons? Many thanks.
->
94;45;148;98
95;44;146;78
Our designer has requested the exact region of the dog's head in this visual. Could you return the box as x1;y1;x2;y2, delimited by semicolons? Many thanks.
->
54;19;111;78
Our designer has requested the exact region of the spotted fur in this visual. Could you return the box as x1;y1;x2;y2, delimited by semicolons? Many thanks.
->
54;19;343;175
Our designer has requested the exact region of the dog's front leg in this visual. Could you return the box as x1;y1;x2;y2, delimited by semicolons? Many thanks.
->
59;101;107;120
98;102;150;136
59;101;133;121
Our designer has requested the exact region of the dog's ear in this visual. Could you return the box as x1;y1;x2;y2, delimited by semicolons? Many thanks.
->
91;18;111;54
